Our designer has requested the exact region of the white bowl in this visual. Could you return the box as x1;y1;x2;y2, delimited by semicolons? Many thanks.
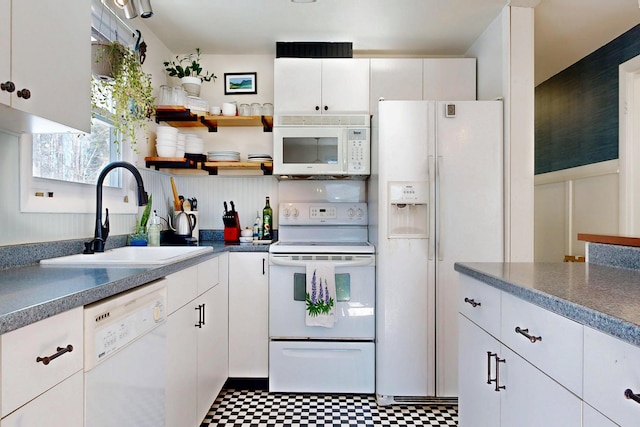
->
156;139;177;147
156;126;179;135
156;145;177;157
175;149;185;158
239;237;253;243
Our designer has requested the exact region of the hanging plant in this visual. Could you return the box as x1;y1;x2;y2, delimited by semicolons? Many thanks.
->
91;41;155;152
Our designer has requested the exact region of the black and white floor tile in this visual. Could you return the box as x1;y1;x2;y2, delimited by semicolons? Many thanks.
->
200;388;458;426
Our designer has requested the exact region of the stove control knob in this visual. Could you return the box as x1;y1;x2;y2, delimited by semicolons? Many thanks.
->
348;208;355;217
356;208;364;217
283;208;291;218
292;208;299;218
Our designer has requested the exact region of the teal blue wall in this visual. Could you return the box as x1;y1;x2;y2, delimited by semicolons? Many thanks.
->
535;24;640;175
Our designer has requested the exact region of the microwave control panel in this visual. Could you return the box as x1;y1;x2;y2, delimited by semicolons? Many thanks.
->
347;128;370;174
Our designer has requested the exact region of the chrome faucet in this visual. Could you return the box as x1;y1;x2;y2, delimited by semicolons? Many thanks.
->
87;162;149;253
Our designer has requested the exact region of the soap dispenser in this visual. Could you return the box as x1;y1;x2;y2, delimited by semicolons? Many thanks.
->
148;210;162;246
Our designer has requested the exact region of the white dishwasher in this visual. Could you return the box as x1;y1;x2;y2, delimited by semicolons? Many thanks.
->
84;279;167;427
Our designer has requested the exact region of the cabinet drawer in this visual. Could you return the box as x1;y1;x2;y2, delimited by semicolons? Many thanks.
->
584;326;640;426
1;370;83;427
501;292;583;396
166;265;198;314
197;256;219;295
458;274;501;338
1;307;83;417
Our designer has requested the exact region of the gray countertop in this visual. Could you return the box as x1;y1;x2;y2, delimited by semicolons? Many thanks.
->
455;262;640;347
0;241;269;335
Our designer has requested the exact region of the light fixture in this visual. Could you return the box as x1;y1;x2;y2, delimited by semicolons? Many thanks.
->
138;0;153;18
114;0;137;19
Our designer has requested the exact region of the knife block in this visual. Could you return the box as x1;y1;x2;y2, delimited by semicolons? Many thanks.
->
223;212;241;243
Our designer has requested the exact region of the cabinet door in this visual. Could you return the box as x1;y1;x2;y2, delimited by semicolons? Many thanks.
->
166;305;198;427
0;0;9;107
500;346;582;427
11;0;91;132
196;282;229;423
369;58;423;113
274;58;322;114
583;403;618;427
1;370;83;427
321;58;370;114
1;307;83;417
584;326;640;426
229;252;269;377
458;315;500;427
423;58;476;100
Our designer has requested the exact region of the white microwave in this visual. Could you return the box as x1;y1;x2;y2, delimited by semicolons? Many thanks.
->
273;115;370;177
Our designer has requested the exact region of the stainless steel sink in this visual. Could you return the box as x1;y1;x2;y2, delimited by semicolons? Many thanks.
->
40;246;212;266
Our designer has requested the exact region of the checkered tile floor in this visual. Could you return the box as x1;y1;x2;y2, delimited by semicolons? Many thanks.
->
200;388;458;426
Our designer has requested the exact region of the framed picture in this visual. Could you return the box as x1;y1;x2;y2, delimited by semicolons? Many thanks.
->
224;72;257;95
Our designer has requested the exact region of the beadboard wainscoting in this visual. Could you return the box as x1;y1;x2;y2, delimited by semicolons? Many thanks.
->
139;168;279;232
534;160;619;262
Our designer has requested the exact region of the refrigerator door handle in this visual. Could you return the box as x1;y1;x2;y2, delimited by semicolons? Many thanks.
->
437;155;443;261
428;155;435;260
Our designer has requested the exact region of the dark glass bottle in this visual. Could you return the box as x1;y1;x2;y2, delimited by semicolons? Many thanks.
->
262;196;273;240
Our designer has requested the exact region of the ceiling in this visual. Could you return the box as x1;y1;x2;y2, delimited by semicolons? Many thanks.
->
134;0;640;86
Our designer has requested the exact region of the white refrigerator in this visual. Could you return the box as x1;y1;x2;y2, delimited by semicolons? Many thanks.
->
369;100;504;404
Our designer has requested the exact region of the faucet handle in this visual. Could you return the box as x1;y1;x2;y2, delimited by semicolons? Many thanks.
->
102;208;110;242
83;241;95;254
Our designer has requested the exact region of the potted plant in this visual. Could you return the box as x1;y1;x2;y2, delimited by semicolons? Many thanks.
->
91;40;155;152
163;48;216;97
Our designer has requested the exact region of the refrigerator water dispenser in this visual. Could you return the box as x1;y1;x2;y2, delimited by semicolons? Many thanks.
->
387;182;429;238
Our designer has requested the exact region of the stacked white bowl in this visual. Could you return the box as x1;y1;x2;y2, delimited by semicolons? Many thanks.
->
156;126;179;157
184;134;204;154
176;133;186;158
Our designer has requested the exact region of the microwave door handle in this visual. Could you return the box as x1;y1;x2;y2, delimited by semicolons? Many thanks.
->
270;257;374;267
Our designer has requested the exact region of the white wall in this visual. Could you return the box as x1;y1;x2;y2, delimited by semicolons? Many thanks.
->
467;6;536;262
534;161;619;261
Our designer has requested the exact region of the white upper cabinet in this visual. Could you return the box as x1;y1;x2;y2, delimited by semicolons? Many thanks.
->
274;58;370;114
0;0;91;134
370;58;477;113
422;58;476;100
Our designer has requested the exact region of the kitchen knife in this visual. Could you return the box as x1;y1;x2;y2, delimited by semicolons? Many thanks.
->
230;201;235;213
224;201;228;214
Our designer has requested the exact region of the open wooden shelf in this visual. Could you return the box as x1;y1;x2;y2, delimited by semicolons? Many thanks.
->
144;156;273;175
202;161;273;175
155;107;273;132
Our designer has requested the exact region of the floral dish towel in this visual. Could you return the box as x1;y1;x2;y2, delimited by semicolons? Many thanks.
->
305;262;336;328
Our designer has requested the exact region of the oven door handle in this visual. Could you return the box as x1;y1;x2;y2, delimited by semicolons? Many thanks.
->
270;257;374;267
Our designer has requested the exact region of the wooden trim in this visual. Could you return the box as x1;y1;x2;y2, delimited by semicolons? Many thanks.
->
577;233;640;247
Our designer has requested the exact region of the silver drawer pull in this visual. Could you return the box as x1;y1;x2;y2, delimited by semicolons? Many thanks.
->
464;297;481;308
36;344;73;365
494;354;506;392
625;389;640;404
515;326;542;343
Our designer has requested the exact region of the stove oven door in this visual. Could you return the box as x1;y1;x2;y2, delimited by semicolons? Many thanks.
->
268;254;375;339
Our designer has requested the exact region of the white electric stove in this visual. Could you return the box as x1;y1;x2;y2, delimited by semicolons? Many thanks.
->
268;201;376;393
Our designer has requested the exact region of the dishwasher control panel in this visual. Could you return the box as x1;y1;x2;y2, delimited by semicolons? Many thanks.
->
84;280;167;371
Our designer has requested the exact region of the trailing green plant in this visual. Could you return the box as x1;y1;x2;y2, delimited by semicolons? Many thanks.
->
91;41;156;152
163;48;216;82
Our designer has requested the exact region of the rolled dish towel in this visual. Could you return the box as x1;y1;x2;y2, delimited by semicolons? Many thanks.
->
305;262;336;328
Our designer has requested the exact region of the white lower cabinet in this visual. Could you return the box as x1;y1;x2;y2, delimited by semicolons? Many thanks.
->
458;275;582;427
584;325;640;426
0;307;83;425
166;255;228;427
1;370;83;427
583;403;618;426
229;252;268;378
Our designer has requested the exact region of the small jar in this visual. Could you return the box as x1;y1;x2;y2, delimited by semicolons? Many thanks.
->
251;103;262;116
262;103;274;116
239;103;251;116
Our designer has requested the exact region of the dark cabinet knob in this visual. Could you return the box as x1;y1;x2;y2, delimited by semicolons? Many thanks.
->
1;81;15;92
315;105;320;111
324;105;328;111
17;88;31;99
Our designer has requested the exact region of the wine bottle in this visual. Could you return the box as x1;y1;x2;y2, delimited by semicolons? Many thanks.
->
262;197;272;240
